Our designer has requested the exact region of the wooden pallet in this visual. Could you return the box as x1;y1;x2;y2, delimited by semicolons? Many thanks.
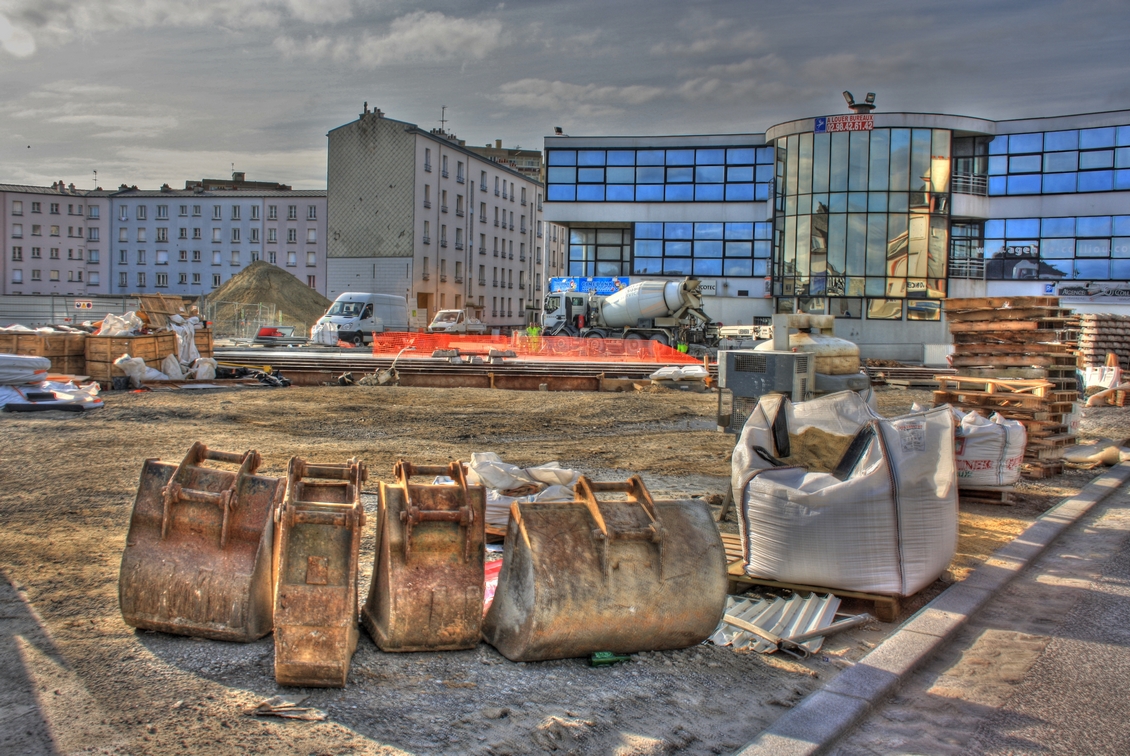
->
724;561;902;623
958;485;1015;505
1022;461;1064;479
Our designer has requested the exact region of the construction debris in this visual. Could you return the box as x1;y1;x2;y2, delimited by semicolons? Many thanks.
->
244;695;328;721
711;593;872;657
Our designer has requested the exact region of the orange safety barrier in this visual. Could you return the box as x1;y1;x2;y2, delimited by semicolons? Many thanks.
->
370;333;700;364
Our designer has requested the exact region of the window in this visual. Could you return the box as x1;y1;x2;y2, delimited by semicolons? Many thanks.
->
119;249;127;263
268;228;277;243
456;194;464;216
137;250;146;264
250;228;260;243
231;250;240;266
423;220;431;244
31;202;41;213
212;206;221;220
136;205;146;220
11;224;21;238
89;271;99;285
136;271;145;287
231;205;240;220
441;190;448;212
193;273;201;284
179;228;188;240
11;246;22;261
424;184;432;207
212;228;222;242
479;202;486;222
119;272;127;287
251;205;260;220
455;227;464;249
156;250;168;265
193;228;202;240
11;200;21;215
521;187;527;205
287;251;297;267
213;250;222;265
192;205;201;217
519;242;525;261
440;259;447;280
440;225;447;247
48;269;60;281
231;228;240;242
480;233;486;254
88;228;99;241
442;155;448;177
306;228;317;243
178;273;187;285
425;148;432;171
307;205;316;220
519;270;525;288
192;250;201;262
49;247;59;259
31;225;41;236
88;205;99;219
119;228;128;242
213;274;221;287
307;251;316;266
307;275;316;288
481;170;487;190
287;228;297;243
495;176;500;195
50;203;60;215
155;228;167;242
179;205;188;217
179;249;188;261
68;248;82;260
267;205;277;220
479;265;486;285
457;161;465;183
250;250;260;262
88;250;99;263
156;273;168;287
156;205;168;219
31;269;41;280
287;205;297;220
493;266;498;286
423;256;430;278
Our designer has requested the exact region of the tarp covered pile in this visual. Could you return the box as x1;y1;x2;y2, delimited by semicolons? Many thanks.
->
464;452;581;527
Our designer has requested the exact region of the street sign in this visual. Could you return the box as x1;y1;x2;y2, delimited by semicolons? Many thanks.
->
74;300;93;309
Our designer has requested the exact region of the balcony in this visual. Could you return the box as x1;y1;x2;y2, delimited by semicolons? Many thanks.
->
455;241;464;250
456;174;465;184
479;214;486;223
509;223;514;231
520;226;527;234
424;162;432;172
494;219;499;227
952;172;988;196
422;272;430;280
508;252;513;260
441;205;448;213
454;275;463;283
537;229;543;238
492;280;498;287
948;255;985;279
423;199;431;208
478;278;487;286
479;246;486;255
519;255;526;262
440;239;448;248
422;235;430;244
521;198;527;206
441;168;449;178
480;183;487;192
456;209;465;217
508;282;513;289
494;188;500;196
507;310;513;317
440;274;447;282
492;310;498;317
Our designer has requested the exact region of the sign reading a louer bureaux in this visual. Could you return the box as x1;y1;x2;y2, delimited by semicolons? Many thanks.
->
814;115;874;133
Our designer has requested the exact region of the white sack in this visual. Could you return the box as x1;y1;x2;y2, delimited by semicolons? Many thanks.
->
311;322;339;345
484;484;576;527
732;391;958;597
192;357;218;380
97;312;143;336
0;353;52;384
167;321;200;364
954;410;1027;487
161;354;185;380
113;354;147;388
466;452;580;492
648;364;708;381
144;367;169;381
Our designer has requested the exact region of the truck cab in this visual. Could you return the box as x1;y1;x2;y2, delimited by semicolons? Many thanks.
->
542;292;590;334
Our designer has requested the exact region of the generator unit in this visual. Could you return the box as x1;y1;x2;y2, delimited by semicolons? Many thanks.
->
717;350;815;434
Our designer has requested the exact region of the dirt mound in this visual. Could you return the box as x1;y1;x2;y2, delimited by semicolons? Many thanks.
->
205;261;331;335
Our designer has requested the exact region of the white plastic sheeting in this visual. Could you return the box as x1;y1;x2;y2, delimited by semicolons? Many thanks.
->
953;408;1026;487
0;380;102;410
732;391;958;597
466;452;581;527
96;312;143;336
310;322;339;345
0;354;51;384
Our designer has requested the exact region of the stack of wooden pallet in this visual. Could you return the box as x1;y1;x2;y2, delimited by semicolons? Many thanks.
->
1077;313;1130;369
941;296;1080;478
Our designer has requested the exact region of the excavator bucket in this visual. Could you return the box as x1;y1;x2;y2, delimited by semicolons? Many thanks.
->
118;442;283;641
273;457;367;687
482;476;728;662
361;460;485;652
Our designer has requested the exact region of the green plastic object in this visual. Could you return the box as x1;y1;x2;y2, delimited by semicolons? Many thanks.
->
590;651;631;667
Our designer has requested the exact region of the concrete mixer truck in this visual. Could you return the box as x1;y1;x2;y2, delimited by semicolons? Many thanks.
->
541;277;719;355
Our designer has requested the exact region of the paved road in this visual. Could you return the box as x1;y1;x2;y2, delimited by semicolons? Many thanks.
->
830;485;1130;755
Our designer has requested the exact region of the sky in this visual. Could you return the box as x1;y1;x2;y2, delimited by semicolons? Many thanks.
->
1;0;1128;191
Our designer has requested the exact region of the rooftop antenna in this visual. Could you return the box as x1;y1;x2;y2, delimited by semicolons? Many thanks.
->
439;105;447;133
93;170;97;188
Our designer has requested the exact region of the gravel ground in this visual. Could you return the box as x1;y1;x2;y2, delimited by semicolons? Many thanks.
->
0;384;1124;755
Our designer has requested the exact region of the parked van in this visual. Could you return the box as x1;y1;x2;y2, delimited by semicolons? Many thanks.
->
315;293;409;345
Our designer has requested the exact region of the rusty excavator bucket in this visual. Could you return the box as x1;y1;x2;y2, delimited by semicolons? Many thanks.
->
273;457;367;687
482;476;728;662
361;460;485;652
118;442;284;641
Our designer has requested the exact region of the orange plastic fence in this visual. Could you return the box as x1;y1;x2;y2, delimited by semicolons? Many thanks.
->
370;332;700;364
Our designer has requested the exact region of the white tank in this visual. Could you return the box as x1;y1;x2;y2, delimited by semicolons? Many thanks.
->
597;280;698;328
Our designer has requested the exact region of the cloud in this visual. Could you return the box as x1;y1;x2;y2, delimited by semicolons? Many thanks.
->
0;11;35;56
275;11;504;67
0;79;179;139
649;21;763;57
495;78;667;117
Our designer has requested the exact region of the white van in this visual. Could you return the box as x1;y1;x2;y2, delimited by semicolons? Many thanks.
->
315;293;409;345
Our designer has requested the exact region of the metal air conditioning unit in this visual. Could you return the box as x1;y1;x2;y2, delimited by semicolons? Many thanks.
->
717;350;815;434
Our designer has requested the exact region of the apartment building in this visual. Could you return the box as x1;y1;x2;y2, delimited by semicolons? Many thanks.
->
326;105;565;330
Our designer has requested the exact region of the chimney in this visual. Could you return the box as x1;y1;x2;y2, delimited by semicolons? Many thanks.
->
68;183;75;192
495;139;502;149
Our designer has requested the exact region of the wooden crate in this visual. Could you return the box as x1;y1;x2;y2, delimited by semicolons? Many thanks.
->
0;331;87;372
85;357;165;383
194;329;214;359
85;332;177;364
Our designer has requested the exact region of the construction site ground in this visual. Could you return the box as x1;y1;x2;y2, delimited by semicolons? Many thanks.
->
1;384;1123;756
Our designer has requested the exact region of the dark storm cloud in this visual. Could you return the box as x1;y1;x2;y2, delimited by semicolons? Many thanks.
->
0;0;1127;188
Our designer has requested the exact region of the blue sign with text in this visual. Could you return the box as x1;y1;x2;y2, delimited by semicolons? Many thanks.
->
547;277;630;295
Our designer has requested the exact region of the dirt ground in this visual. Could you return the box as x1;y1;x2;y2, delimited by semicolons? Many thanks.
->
0;384;1121;755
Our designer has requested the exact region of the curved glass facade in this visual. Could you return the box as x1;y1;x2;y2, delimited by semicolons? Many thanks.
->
773;128;952;307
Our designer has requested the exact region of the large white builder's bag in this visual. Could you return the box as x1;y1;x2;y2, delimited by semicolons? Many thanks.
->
731;391;958;597
953;409;1026;487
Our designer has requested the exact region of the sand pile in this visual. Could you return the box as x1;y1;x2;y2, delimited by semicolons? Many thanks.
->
206;261;331;333
781;427;856;471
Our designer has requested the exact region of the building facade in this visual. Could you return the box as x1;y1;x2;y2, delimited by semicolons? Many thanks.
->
326;106;565;330
544;107;1130;361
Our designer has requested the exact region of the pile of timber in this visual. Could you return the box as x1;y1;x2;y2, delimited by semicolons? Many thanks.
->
1077;314;1130;369
941;296;1080;479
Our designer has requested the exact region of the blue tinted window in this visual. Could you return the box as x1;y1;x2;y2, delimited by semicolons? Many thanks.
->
1076;259;1110;278
1041;217;1075;237
1112;259;1130;278
1077;238;1111;257
725;259;754;276
577;150;605;166
1117;169;1130;190
726;184;755;201
988;156;1008;175
665;223;692;240
635;223;663;239
547;167;576;183
667;167;693;182
1117;148;1130;168
829;192;848;211
606;150;634;166
988;176;1007;195
868;193;887;212
1044;130;1078;151
548;150;576;166
664;241;692;257
727;148;756;164
665;184;693;201
634;240;662;256
694;223;723;239
636;166;664;183
753;259;769;276
568;262;586;275
694;258;723;276
636;150;665;166
666;150;694;166
1009;133;1042;153
755;184;770;201
547;185;575;201
756;147;774;164
755;164;774;182
988;136;1008;155
1114;238;1130;258
1119;126;1130;147
1080;127;1116;149
695;241;723;258
664;258;693;275
1006;218;1040;237
754;240;772;257
576;185;604;201
726;223;754;239
1080;150;1114;170
725;241;752;257
695;185;725;202
1009;155;1041;173
727;166;754;182
1044;151;1077;172
1114;216;1130;235
633;258;662;274
1042;172;1076;193
1078;170;1114;192
1040;238;1074;258
636;185;663;201
1007;174;1041;194
696;149;725;165
569;246;585;260
577;168;604;183
848;192;868;212
605;167;634;183
1077;216;1112;236
606;185;634;201
695;166;724;183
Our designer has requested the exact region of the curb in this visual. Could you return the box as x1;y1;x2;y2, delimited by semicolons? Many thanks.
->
732;461;1130;756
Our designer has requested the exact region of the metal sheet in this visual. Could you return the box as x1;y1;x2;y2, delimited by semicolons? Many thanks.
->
711;592;842;655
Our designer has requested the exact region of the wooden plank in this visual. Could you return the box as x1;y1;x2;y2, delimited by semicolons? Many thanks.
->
952;330;1067;344
943;296;1059;312
950;354;1076;368
727;574;901;622
945;307;1075;322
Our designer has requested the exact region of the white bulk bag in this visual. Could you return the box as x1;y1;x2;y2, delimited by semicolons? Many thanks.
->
954;410;1027;487
732;391;958;597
